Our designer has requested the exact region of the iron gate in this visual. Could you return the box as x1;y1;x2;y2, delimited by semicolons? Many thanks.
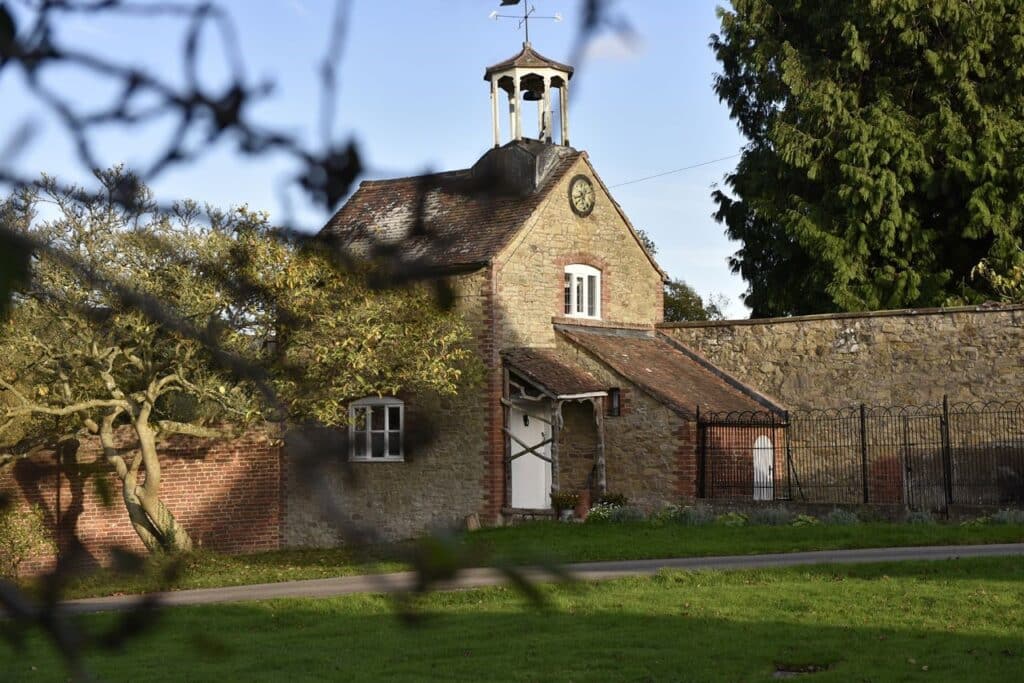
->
698;398;1024;512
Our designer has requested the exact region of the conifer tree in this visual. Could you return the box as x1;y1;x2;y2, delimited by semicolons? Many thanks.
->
712;0;1024;316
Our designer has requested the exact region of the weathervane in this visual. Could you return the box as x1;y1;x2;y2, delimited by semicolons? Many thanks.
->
489;0;562;45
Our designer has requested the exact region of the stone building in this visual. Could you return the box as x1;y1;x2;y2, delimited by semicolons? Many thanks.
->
285;41;785;543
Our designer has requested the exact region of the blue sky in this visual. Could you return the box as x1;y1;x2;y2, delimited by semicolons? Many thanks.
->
0;0;749;315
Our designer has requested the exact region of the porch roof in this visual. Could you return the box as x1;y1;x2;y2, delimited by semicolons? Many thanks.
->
502;347;607;399
556;325;786;418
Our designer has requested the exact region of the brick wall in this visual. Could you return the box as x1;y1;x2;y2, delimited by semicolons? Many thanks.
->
660;304;1024;409
2;429;282;574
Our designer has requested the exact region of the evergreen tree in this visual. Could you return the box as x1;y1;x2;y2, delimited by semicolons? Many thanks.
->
712;0;1024;316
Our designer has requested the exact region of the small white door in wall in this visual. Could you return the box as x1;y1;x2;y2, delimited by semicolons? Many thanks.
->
753;435;774;501
510;401;553;509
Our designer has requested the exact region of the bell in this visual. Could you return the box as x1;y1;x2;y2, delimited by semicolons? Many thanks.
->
522;88;543;102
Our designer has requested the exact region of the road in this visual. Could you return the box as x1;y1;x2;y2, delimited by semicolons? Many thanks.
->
53;542;1024;615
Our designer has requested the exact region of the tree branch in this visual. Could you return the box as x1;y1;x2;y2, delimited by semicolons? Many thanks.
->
156;420;230;439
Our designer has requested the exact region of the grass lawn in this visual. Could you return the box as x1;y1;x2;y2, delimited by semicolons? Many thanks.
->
47;521;1024;600
6;557;1024;681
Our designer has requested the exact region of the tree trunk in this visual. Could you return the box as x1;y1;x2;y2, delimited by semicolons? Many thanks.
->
133;417;194;553
100;414;194;553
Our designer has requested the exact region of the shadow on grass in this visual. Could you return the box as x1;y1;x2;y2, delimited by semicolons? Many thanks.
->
10;599;1022;682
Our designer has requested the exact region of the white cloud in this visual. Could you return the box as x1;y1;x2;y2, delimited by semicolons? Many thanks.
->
582;33;643;61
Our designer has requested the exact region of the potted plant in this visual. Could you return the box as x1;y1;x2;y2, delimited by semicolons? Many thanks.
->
551;490;581;521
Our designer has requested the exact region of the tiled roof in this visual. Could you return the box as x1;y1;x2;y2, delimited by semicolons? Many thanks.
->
319;144;581;270
484;43;574;79
557;326;785;417
503;347;606;398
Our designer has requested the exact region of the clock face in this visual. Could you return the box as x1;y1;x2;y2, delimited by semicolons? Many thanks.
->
569;175;596;217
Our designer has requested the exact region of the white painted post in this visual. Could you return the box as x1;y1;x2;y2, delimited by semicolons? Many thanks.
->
491;78;501;147
511;73;522;140
542;75;552;143
559;81;570;146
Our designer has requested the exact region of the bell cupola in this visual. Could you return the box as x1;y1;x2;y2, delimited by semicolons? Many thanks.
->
485;42;573;148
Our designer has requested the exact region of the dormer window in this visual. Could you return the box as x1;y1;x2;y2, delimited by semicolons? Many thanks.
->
563;264;601;319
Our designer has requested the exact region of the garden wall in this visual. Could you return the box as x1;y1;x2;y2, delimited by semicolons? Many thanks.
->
1;429;282;575
660;304;1024;409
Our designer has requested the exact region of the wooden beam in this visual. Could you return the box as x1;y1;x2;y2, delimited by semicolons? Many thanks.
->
502;368;512;511
593;397;607;496
504;428;554;463
550;400;561;494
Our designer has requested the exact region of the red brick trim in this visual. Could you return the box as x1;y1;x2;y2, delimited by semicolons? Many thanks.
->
551;316;654;330
674;419;698;500
554;252;612;319
477;264;506;523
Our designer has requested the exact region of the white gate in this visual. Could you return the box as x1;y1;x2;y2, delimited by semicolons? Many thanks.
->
753;435;774;501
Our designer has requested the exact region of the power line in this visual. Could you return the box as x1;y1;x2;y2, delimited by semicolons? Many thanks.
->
609;153;741;188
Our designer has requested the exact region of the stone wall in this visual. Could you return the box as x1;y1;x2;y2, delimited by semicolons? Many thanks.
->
282;269;491;544
2;429;282;574
660;305;1024;409
557;400;598;493
493;155;664;350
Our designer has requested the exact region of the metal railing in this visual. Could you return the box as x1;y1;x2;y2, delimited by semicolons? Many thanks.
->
697;398;1024;511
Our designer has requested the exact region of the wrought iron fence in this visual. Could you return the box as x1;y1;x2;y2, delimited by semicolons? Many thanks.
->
698;398;1024;512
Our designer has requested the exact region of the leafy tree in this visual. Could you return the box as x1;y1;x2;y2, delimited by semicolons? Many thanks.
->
663;279;727;322
712;0;1024;316
0;169;476;553
973;251;1024;303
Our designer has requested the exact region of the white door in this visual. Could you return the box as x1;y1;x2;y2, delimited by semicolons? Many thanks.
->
753;435;774;501
510;401;552;509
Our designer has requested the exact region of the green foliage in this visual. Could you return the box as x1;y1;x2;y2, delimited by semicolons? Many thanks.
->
0;168;477;551
0;503;54;578
663;278;727;322
823;508;861;526
712;1;1024;316
973;254;1024;303
595;492;628;507
218;216;479;425
585;502;644;524
657;504;715;526
550;490;580;513
747;507;794;526
789;514;820;527
714;511;749;527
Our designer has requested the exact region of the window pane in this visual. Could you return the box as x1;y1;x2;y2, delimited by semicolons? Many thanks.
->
371;406;385;430
575;276;584;313
371;433;386;458
388;431;401;456
563;273;572;314
352;430;367;458
587;275;597;316
388;406;401;430
352;407;367;430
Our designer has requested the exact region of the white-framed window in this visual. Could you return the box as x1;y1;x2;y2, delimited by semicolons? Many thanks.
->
349;397;404;462
563;264;601;319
